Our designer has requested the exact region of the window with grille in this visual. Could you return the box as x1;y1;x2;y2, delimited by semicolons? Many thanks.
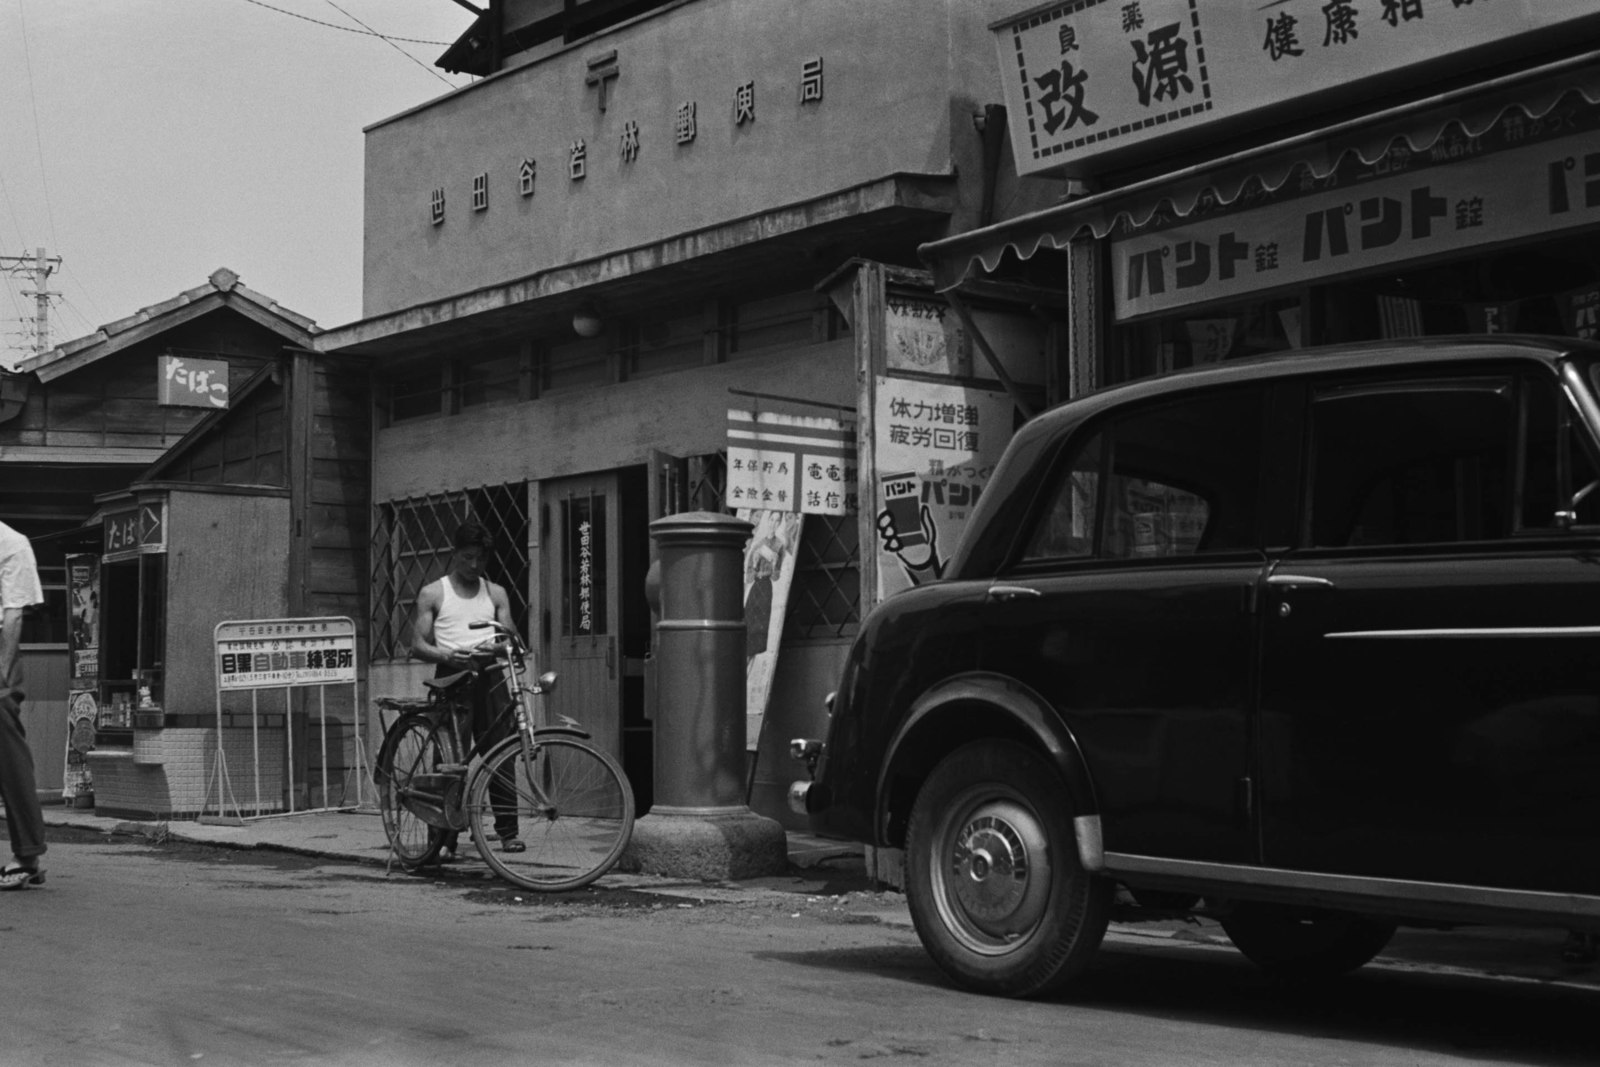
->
370;483;530;661
783;513;860;641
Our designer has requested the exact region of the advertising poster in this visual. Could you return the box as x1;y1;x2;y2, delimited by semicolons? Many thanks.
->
726;407;857;515
738;509;803;750
66;553;99;685
61;553;100;800
873;377;1016;600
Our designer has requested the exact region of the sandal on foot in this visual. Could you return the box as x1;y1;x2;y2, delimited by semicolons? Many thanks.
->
500;838;526;854
0;862;44;890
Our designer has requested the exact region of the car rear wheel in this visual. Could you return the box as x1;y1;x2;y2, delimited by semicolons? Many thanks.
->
905;740;1111;998
1220;904;1396;979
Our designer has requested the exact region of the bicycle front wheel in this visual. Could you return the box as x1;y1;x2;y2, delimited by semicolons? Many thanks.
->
376;712;456;869
466;735;634;891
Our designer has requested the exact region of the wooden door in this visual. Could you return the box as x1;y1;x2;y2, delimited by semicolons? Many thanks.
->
543;472;622;760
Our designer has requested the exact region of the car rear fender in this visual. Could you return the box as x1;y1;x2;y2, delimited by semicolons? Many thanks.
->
876;672;1101;861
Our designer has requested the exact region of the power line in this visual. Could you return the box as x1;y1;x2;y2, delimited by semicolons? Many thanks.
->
321;0;461;88
59;261;106;325
14;0;60;251
236;0;457;46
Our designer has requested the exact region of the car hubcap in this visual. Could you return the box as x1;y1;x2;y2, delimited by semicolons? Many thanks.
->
939;797;1053;951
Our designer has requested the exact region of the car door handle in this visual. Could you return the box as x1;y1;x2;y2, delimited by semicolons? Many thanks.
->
1266;574;1336;589
988;584;1042;601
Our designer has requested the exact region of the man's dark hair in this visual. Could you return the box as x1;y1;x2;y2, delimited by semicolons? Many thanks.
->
454;522;494;552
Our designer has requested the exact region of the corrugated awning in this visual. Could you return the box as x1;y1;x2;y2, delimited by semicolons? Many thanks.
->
921;51;1600;292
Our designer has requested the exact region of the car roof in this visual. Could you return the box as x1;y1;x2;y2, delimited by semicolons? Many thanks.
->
946;335;1600;578
1041;335;1599;431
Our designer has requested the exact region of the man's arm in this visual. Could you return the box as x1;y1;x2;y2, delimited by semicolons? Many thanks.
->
411;582;472;669
488;582;520;641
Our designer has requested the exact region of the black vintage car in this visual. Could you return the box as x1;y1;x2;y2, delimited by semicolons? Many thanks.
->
790;336;1600;998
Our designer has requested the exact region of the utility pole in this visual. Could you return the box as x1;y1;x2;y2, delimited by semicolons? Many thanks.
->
1;247;62;360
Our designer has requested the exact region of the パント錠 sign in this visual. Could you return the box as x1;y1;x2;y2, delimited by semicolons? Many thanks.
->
1110;126;1600;320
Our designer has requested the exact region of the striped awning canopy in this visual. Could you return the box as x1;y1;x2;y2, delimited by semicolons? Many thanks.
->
921;53;1600;292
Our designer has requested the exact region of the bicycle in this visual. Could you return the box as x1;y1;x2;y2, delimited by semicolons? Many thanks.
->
373;620;635;891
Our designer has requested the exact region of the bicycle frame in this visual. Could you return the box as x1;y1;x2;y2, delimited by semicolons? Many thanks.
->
378;619;635;889
393;621;587;828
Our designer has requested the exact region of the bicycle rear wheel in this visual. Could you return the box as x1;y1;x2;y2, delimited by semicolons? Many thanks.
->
466;735;634;891
376;712;457;868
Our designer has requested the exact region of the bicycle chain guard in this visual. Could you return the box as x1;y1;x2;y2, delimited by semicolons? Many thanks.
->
401;768;470;831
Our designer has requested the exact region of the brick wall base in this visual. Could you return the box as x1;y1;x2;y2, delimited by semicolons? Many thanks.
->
87;727;288;820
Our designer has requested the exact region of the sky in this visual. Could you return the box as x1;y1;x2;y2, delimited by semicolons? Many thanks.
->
0;0;479;367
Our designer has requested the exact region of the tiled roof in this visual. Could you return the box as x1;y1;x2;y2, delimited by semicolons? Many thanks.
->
15;268;320;377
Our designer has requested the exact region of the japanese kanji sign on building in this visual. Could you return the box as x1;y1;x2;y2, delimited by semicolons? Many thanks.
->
215;618;357;690
102;502;166;562
1110;126;1600;319
157;354;230;409
872;378;1013;600
726;407;858;515
995;0;1600;177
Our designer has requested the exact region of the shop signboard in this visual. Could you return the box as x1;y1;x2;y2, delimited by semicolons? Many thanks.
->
726;408;858;516
214;618;357;690
1110;127;1600;320
157;354;230;409
210;617;364;821
102;502;165;562
872;377;1014;600
995;0;1600;178
561;498;605;638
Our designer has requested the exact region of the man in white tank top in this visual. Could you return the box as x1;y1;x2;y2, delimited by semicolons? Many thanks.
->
411;522;524;857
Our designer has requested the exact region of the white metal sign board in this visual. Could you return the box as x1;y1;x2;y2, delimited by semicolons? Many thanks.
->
214;617;357;690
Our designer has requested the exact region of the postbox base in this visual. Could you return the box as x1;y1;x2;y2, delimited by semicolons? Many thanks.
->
620;808;788;881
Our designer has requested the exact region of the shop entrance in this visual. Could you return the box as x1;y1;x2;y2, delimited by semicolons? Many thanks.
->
541;469;649;793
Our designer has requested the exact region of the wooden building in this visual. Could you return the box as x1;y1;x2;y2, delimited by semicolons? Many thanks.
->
1;268;370;817
319;0;1074;823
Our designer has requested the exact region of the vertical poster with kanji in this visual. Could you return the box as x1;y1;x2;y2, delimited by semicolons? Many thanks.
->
873;377;1015;600
726;408;857;515
62;553;99;800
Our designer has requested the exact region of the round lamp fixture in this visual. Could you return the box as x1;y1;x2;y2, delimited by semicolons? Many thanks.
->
572;302;604;338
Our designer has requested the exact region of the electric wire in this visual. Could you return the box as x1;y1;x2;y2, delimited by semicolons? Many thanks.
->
321;0;460;88
60;263;106;326
14;0;60;251
237;0;455;45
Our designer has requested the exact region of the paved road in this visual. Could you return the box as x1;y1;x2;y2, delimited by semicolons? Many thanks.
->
1;828;1595;1066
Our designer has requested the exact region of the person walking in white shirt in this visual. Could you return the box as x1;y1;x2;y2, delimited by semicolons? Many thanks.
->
0;521;47;890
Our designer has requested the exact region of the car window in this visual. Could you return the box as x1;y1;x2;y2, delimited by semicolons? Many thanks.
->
1522;372;1600;530
1021;387;1264;563
1307;377;1520;547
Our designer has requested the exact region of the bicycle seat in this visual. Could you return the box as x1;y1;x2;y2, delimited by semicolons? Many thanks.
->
425;671;474;693
375;696;434;712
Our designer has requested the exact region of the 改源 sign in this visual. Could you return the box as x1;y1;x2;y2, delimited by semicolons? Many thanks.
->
995;0;1600;177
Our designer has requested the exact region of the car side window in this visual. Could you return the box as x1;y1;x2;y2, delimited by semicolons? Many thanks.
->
1021;387;1264;563
1520;372;1600;531
1308;377;1515;547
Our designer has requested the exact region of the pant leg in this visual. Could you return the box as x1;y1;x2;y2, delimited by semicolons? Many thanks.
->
0;691;47;861
474;670;519;840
